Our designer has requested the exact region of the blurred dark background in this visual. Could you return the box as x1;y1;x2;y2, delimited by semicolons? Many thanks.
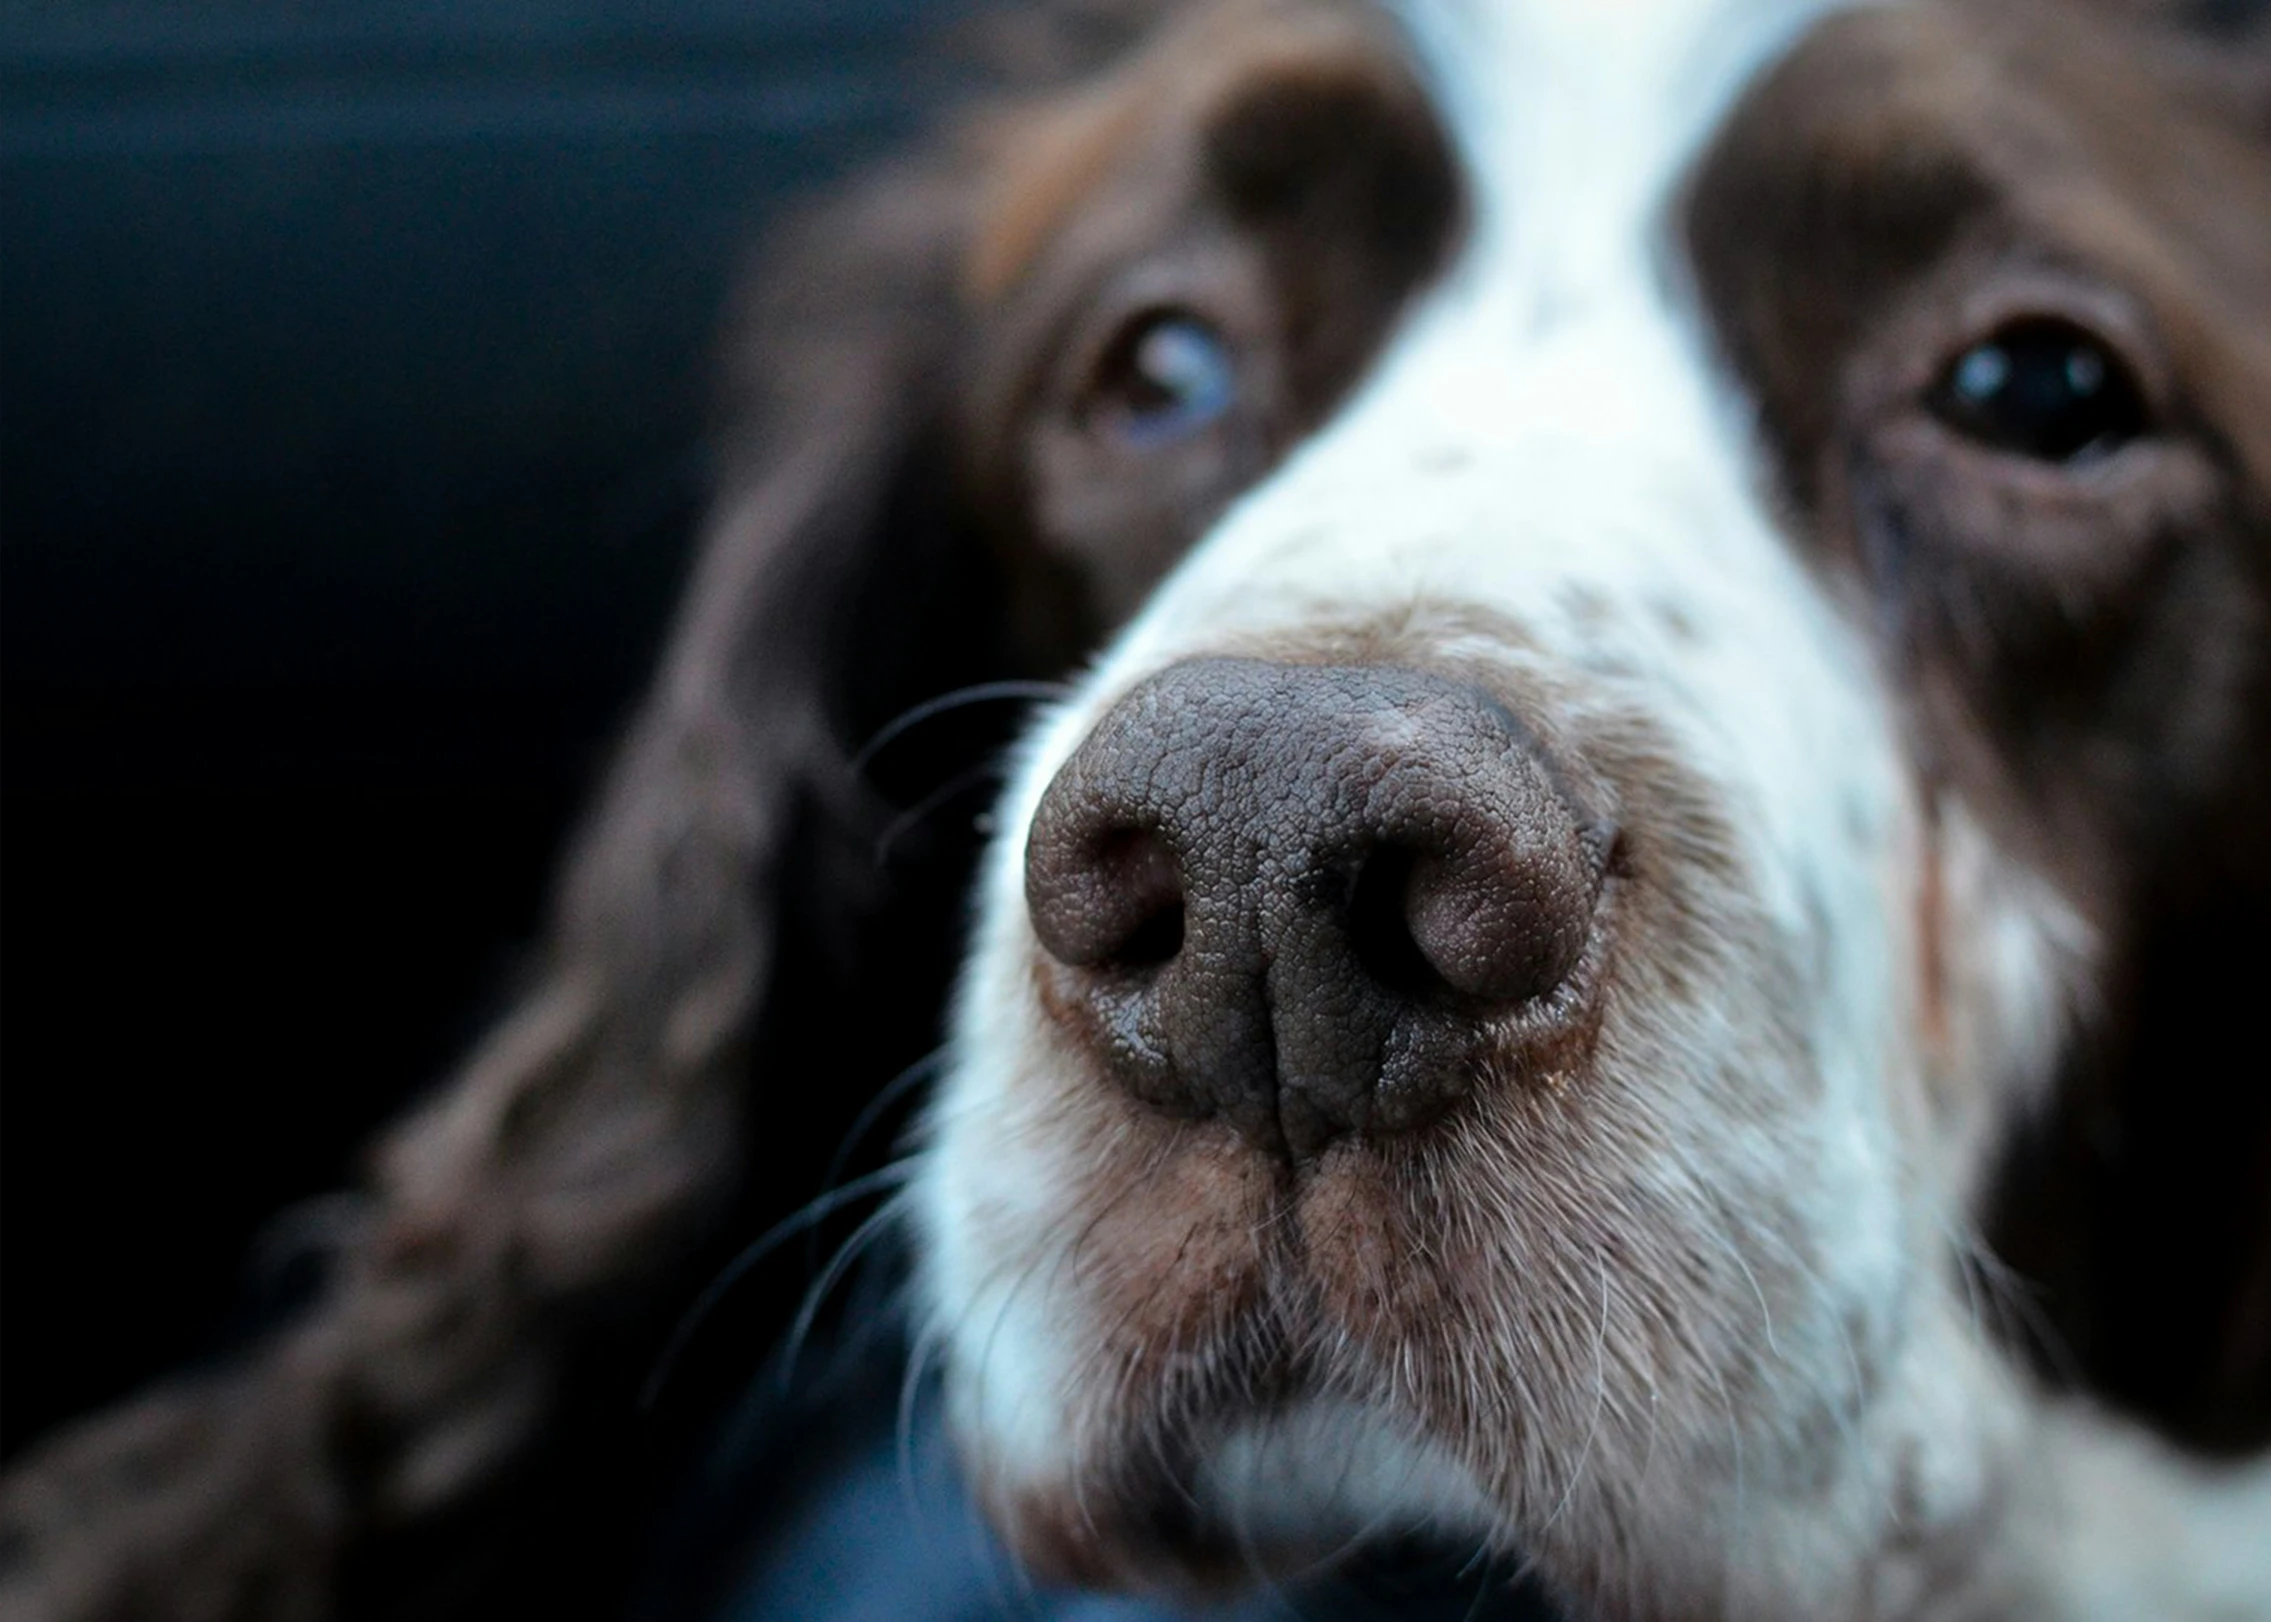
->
0;0;960;1461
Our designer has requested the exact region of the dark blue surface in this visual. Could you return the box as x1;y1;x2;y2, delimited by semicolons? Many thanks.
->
646;1341;1566;1622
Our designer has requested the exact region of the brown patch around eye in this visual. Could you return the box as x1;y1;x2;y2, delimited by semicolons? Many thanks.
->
956;1;1462;655
964;76;1156;304
1682;6;2004;504
962;2;1456;306
1200;27;1460;246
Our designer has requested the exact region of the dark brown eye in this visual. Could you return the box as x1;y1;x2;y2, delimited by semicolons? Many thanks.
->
1927;317;2148;465
1085;310;1238;450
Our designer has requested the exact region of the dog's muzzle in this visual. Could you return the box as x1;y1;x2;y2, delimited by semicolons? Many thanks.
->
1023;657;1614;1162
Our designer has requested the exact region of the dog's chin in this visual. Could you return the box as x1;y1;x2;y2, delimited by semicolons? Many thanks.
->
928;1103;1532;1595
973;1394;1501;1597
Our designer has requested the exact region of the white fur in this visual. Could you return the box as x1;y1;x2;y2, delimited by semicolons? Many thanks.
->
1198;1401;1502;1551
907;1;2253;1615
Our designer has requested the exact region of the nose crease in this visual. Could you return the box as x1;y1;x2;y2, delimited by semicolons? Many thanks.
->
1024;658;1607;1162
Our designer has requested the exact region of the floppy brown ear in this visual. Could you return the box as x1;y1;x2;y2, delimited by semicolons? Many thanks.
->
0;150;1034;1622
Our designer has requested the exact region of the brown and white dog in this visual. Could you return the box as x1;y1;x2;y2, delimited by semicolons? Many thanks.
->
908;0;2271;1614
7;2;2271;1620
907;0;2271;1614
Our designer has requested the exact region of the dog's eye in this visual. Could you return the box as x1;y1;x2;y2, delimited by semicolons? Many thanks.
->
1086;310;1237;449
1927;318;2147;464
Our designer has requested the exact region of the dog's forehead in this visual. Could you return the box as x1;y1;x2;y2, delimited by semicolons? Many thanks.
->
1393;0;1852;229
1367;0;1855;421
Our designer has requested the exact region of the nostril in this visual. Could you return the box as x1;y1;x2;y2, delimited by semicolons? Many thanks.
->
1115;902;1185;966
1091;829;1185;968
1346;845;1447;1000
1027;821;1186;970
1401;832;1593;1007
1347;838;1589;1010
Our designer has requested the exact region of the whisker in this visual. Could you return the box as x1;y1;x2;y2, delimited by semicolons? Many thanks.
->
1535;1249;1613;1543
898;1319;946;1522
1459;1553;1500;1622
638;1158;918;1413
850;679;1071;779
808;1047;945;1270
873;760;1011;867
779;1190;917;1393
1947;1214;2081;1388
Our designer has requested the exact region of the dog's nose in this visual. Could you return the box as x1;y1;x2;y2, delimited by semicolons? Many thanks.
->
1024;658;1608;1161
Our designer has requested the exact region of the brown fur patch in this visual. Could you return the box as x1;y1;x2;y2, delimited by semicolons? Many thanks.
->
1687;0;2271;1446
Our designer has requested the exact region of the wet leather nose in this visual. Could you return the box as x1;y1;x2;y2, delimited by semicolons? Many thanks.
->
1024;658;1607;1161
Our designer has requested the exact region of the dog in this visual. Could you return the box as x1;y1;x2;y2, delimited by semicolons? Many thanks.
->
6;1;2270;1619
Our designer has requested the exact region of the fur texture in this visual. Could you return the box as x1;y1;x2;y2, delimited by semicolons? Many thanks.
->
5;2;2269;1619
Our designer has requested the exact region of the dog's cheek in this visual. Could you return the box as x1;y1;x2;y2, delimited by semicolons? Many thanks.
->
1912;794;2100;1199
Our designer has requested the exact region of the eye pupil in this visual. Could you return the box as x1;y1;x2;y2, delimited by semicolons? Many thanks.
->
1090;311;1237;449
1929;317;2146;465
